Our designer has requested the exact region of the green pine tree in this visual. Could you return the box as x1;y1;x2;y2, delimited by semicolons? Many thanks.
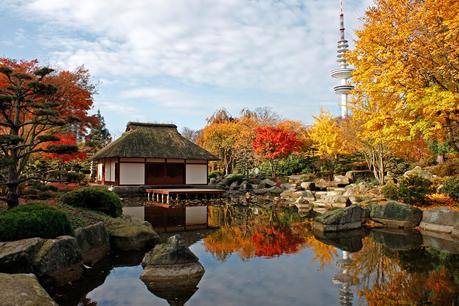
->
86;109;112;152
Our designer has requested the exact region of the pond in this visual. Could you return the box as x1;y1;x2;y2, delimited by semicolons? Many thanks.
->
48;205;459;306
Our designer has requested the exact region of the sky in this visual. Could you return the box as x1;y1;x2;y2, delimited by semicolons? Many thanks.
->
0;0;373;138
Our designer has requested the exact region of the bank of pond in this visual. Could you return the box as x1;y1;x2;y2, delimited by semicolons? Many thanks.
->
1;205;457;306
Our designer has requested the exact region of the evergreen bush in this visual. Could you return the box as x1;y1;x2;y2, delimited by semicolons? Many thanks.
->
383;175;433;205
0;203;72;241
441;176;459;202
59;187;122;217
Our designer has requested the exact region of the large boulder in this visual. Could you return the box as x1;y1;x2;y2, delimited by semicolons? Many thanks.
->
141;235;205;304
260;178;276;188
268;186;283;195
0;238;44;274
0;273;58;306
345;170;373;183
334;175;351;186
369;201;422;228
419;207;459;234
142;235;199;266
33;236;83;284
74;222;110;265
110;223;160;252
313;205;367;232
403;166;433;180
453;224;459;239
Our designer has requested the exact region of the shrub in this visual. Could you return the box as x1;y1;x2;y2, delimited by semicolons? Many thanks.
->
430;158;459;177
59;187;122;217
382;181;399;200
383;175;433;205
441;176;459;202
208;171;223;179
222;174;245;186
65;171;86;183
0;203;73;241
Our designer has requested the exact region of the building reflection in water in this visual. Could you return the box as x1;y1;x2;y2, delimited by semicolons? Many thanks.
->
333;250;354;306
123;205;210;233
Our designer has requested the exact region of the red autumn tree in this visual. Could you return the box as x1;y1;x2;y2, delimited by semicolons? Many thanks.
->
252;126;302;176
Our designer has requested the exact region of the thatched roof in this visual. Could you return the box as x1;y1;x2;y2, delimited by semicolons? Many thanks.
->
92;122;218;160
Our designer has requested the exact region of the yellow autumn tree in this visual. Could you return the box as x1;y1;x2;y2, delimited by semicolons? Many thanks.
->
308;111;351;160
349;0;459;157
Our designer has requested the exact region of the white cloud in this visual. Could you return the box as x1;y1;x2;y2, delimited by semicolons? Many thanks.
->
4;0;373;93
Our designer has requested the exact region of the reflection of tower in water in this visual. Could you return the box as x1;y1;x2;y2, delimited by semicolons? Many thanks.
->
333;250;354;306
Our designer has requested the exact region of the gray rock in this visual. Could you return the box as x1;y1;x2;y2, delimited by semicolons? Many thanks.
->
453;224;459;239
280;183;296;190
345;170;373;182
0;273;58;306
334;175;351;186
142;235;199;266
229;181;240;190
0;238;44;274
313;205;366;232
74;222;110;265
110;223;160;252
403;166;433;180
260;178;276;187
323;195;351;207
268;186;283;195
240;181;250;191
369;201;422;228
209;178;217;185
419;207;459;234
141;234;205;304
33;236;83;284
253;188;269;195
300;182;316;191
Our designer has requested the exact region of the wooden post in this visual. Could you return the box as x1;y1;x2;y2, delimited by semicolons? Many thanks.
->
167;194;170;205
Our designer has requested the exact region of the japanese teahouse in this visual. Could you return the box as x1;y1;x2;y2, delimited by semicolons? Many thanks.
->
92;122;218;186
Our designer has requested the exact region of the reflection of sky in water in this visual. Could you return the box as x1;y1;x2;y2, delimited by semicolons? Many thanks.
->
86;265;168;306
84;240;353;306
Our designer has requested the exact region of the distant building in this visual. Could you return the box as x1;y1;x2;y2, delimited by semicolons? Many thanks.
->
92;122;218;186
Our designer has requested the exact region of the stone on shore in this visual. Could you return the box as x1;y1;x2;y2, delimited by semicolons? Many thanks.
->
419;207;459;234
333;175;351;186
33;236;83;284
369;201;422;228
403;166;433;180
141;235;205;304
313;205;367;232
74;222;110;265
0;238;44;274
110;223;160;252
0;273;58;306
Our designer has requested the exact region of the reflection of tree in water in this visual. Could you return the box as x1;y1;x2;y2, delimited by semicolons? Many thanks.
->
349;237;459;305
204;206;337;265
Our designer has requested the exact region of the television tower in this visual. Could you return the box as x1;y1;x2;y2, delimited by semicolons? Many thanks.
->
331;0;354;118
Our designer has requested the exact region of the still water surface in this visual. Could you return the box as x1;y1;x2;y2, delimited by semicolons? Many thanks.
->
49;205;459;306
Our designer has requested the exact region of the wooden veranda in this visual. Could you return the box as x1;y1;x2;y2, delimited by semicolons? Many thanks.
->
145;188;225;205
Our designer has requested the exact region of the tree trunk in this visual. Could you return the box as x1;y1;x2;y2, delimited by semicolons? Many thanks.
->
5;185;19;208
